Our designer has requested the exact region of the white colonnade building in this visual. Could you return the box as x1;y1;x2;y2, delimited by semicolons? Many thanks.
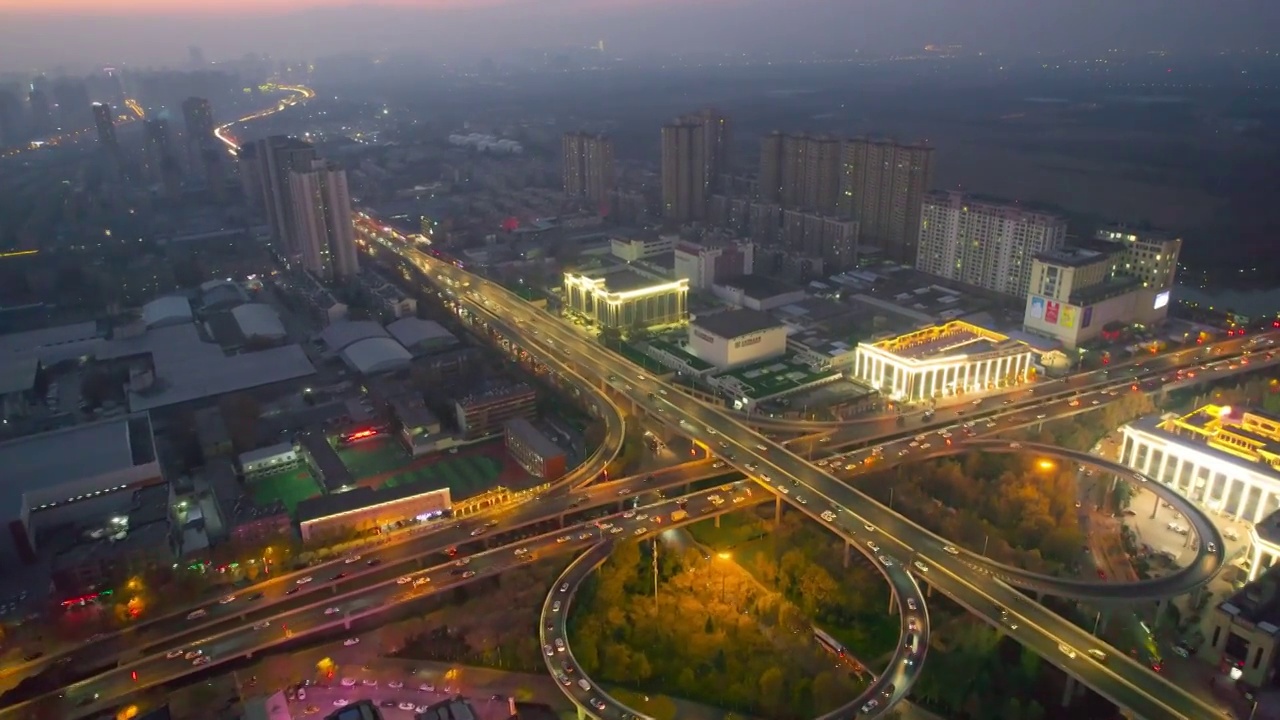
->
851;320;1038;402
1118;404;1280;581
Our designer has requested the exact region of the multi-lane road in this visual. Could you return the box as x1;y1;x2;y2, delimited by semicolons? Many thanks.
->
417;249;1236;719
19;486;768;720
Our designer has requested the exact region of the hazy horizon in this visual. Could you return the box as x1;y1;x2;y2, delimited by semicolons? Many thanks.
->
2;0;1278;71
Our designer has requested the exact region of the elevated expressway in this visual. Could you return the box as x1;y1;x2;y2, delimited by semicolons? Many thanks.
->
7;483;764;720
415;250;1228;719
737;332;1273;435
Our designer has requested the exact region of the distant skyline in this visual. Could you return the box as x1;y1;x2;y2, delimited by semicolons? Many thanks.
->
1;0;1278;70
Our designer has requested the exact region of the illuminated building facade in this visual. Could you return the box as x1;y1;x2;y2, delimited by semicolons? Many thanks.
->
852;321;1037;401
563;268;689;330
1119;405;1280;575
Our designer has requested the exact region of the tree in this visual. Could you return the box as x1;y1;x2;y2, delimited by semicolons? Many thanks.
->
1002;697;1024;720
758;667;786;716
810;671;846;712
1023;700;1046;720
219;393;262;453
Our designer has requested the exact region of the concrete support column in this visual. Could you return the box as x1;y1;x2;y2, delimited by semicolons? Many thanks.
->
844;541;852;569
1151;492;1160;520
888;589;897;616
1062;677;1077;708
714;515;721;529
775;495;783;523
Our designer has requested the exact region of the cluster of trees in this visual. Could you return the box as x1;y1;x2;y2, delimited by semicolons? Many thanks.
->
911;621;1050;720
866;452;1085;573
570;539;864;718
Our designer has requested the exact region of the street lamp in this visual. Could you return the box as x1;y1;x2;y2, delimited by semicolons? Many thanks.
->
1037;459;1056;471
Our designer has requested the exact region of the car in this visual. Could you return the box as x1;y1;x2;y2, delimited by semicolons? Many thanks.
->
324;606;342;615
913;561;929;573
245;592;264;601
329;572;347;581
544;644;555;656
610;526;624;534
285;587;300;595
1208;542;1217;553
556;673;572;686
1087;649;1107;662
462;570;476;578
560;582;570;593
413;576;431;587
795;495;808;505
166;649;185;659
555;638;566;652
861;699;879;714
297;576;314;585
1058;643;1077;659
943;545;960;555
1036;413;1047;419
633;527;647;536
455;557;471;566
556;535;571;543
343;638;360;646
303;705;319;715
365;559;382;567
192;656;211;666
591;698;608;711
636;513;649;521
617;488;632;496
878;555;894;566
470;527;486;537
416;704;433;713
184;650;204;661
253;621;271;630
332;699;349;708
552;601;562;612
622;510;636;518
864;524;876;533
866;541;880;552
341;677;357;687
907;598;918;611
344;555;361;564
218;595;237;605
362;678;378;686
514;547;529;556
399;702;417;711
419;683;435;692
186;609;207;620
397;576;413;585
578;532;592;540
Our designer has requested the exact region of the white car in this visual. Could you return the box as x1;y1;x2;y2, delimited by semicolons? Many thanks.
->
344;555;361;564
399;702;417;711
332;699;349;707
166;650;184;659
362;678;378;686
820;511;836;522
878;555;894;566
253;621;271;630
544;644;555;656
343;638;360;646
867;541;880;552
218;595;236;605
324;607;342;615
296;576;314;585
622;510;636;518
184;650;202;660
455;557;471;566
864;524;876;533
635;513;649;521
555;638;566;652
556;535;571;543
552;601;562;612
342;677;357;687
419;683;435;692
397;576;413;584
192;656;211;666
514;547;530;556
943;545;960;555
907;598;918;611
913;561;929;573
186;609;207;620
1058;643;1077;659
470;527;486;537
634;527;647;536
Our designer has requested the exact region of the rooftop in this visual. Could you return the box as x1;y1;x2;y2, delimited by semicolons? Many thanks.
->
386;317;456;350
457;383;536;410
715;274;802;299
99;324;316;412
504;418;564;460
692;308;782;340
1035;245;1117;269
318;321;390;353
1217;562;1280;639
141;295;194;328
0;321;100;365
341;337;412;375
297;431;355;492
869;321;1023;363
295;481;450;526
713;352;840;401
0;356;38;396
231;304;286;340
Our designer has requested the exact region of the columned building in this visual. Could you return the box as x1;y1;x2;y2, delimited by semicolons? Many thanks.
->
1118;406;1280;577
851;321;1037;401
563;267;688;330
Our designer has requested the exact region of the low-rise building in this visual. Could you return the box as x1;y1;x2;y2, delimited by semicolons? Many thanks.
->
297;431;357;493
688;309;788;370
1121;405;1280;553
1208;562;1280;688
711;274;805;312
673;239;754;289
238;442;302;479
455;384;537;440
563;264;688;330
851;320;1038;401
504;418;566;480
194;406;233;459
296;484;451;544
610;230;676;262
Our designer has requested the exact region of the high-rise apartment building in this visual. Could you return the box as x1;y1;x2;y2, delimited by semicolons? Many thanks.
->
839;138;934;263
661;121;705;223
289;160;359;281
759;132;840;212
561;132;615;207
254;136;317;258
674;239;755;289
661;109;730;223
782;211;860;272
915;190;1067;298
1094;224;1181;291
91;102;117;151
182;98;215;160
0;88;21;145
28;87;54;136
143;119;181;195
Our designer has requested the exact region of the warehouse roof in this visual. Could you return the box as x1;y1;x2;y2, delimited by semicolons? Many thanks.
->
341;337;412;375
318;321;389;352
231;304;286;340
142;295;193;328
693;308;782;340
387;317;456;349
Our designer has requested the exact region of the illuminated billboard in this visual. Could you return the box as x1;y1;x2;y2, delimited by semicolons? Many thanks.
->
1154;290;1170;310
1029;296;1046;321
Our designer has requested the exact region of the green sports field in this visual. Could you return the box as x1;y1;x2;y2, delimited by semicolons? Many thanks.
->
382;453;503;500
249;467;321;512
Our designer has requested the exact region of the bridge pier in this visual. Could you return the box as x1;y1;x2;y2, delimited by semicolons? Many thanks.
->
714;515;721;529
1062;676;1077;708
343;619;351;630
1151;491;1160;520
576;704;588;720
843;541;851;569
888;589;897;616
775;495;783;523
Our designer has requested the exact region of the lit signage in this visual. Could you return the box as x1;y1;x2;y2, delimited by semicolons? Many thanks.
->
1029;296;1046;321
346;429;378;442
734;335;764;349
1154;290;1170;310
